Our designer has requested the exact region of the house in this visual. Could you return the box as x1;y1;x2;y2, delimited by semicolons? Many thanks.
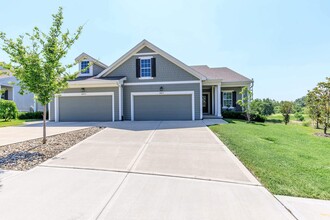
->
49;40;253;122
0;67;39;112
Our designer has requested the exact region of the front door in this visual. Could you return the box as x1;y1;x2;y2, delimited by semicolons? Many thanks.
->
202;94;209;114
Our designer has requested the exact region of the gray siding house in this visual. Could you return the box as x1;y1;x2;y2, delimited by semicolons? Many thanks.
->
49;40;253;122
0;69;38;112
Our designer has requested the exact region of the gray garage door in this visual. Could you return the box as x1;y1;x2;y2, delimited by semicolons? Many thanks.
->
134;95;192;121
59;96;112;122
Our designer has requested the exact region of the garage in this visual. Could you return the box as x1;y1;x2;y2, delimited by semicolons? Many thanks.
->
57;93;114;122
132;92;194;121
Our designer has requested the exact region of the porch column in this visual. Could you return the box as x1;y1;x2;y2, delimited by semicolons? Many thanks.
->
214;86;218;116
217;83;222;117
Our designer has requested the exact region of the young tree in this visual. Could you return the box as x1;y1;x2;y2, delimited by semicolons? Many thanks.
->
307;88;322;129
237;86;253;122
316;78;330;134
0;7;83;144
280;101;293;125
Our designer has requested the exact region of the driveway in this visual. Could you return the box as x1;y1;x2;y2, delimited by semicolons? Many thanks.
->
0;121;296;220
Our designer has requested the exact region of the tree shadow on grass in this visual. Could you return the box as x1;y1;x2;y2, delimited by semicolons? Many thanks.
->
266;119;283;124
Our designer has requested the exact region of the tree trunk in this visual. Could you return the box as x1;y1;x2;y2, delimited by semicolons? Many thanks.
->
43;105;47;144
316;120;319;129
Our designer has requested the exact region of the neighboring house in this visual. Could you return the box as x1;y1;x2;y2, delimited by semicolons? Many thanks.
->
0;67;39;112
49;40;253;122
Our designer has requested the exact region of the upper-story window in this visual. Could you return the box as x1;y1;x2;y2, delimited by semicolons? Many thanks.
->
136;57;156;79
140;58;151;78
223;92;232;107
80;61;90;74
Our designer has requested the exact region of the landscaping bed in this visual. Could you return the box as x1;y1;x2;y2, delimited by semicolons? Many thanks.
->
0;127;103;171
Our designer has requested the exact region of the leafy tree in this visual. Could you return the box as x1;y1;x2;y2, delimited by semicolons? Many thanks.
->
293;96;306;113
280;101;293;125
315;78;330;134
307;88;322;129
251;98;275;116
0;7;83;143
237;86;253;122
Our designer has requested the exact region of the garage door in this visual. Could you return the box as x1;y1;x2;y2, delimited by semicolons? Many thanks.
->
59;96;113;122
133;95;193;121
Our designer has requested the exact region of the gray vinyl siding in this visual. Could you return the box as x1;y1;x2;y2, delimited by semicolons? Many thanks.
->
49;87;119;121
108;54;199;83
136;46;155;53
122;83;201;121
134;95;192;120
93;64;106;76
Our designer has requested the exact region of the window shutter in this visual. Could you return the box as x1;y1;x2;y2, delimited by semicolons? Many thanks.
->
232;91;237;107
151;58;156;77
136;59;141;78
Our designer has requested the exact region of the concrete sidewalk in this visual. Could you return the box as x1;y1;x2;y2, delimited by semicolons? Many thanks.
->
0;121;296;220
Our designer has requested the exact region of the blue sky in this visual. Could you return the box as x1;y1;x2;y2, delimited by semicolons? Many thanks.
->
1;0;329;101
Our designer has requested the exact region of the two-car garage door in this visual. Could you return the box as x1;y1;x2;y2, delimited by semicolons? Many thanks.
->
132;93;194;121
58;95;113;122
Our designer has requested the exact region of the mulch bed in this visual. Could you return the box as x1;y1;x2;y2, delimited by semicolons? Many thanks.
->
0;127;104;171
314;133;330;138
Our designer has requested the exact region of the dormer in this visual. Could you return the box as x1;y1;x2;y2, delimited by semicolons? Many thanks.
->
75;53;108;77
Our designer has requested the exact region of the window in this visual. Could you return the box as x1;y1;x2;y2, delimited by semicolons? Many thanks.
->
223;92;232;107
140;58;151;78
80;61;90;74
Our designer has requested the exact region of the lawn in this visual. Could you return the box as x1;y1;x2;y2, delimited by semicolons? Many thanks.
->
0;119;40;127
209;120;330;200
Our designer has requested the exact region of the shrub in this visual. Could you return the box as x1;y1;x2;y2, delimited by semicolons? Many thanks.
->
294;112;305;121
302;120;311;127
0;100;18;121
251;114;266;122
222;111;266;122
18;111;46;120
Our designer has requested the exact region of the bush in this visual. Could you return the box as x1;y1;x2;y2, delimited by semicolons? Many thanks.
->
222;111;266;122
302;120;311;127
0;100;18;121
18;111;46;120
294;112;305;121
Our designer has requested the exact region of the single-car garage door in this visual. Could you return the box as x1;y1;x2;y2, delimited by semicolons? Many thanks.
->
59;96;113;122
133;94;193;121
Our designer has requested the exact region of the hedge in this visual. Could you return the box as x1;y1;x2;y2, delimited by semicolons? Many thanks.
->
222;111;266;122
18;111;48;120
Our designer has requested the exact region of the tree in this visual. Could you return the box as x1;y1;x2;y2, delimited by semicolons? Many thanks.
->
251;98;275;116
307;89;322;129
315;78;330;134
237;86;253;122
0;7;83;143
280;101;293;125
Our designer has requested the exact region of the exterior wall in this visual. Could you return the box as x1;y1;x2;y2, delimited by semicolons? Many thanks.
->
136;46;155;53
0;77;35;112
122;83;201;120
109;54;199;83
49;87;119;121
93;64;106;76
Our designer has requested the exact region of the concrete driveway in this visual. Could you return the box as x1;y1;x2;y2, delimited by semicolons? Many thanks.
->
0;121;296;220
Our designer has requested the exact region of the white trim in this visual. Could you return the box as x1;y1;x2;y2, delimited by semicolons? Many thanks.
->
124;80;200;86
97;39;206;80
217;83;222;117
48;102;50;121
211;85;214;114
138;77;154;80
202;92;211;115
75;52;108;69
134;52;158;56
68;83;118;88
199;80;203;119
55;92;115;122
222;91;233;108
139;56;153;59
130;91;195;121
118;85;122;120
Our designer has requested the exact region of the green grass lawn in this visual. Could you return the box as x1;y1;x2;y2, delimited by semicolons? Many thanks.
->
209;120;330;200
0;119;40;127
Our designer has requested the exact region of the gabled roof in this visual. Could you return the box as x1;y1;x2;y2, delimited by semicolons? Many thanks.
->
75;53;108;69
97;39;206;80
190;65;252;83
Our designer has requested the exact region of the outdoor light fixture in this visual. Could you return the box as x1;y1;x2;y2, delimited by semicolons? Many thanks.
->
159;86;164;91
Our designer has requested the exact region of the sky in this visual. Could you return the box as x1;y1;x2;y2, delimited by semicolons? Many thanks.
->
1;0;329;101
